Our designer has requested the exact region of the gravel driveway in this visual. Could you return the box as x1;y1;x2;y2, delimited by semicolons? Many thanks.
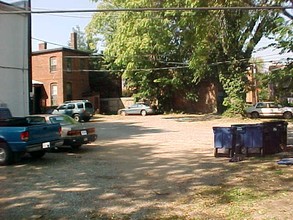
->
0;114;292;219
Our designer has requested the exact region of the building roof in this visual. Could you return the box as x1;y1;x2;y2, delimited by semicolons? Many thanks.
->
32;47;91;56
0;1;28;10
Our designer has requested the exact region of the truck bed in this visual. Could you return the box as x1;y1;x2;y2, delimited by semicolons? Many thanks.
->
0;117;62;153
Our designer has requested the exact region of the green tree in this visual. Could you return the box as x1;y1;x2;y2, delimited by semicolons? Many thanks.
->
256;1;292;103
270;0;293;53
86;0;286;114
259;63;293;103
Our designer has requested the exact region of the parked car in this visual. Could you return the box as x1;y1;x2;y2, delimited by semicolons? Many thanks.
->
26;114;97;149
117;103;156;116
245;102;293;119
52;100;94;122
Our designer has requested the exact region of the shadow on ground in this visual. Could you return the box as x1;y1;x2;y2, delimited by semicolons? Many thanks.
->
0;118;292;219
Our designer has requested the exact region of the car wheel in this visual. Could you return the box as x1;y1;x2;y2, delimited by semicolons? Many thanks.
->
120;111;126;116
141;110;147;116
0;142;14;166
251;112;259;118
73;114;81;122
29;151;46;159
283;112;292;119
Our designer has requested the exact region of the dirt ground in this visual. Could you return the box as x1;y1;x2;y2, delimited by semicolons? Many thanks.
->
0;114;293;220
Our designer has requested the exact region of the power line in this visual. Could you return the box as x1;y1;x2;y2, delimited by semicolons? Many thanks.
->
0;65;28;71
1;6;292;14
32;37;68;48
28;58;290;73
31;7;93;18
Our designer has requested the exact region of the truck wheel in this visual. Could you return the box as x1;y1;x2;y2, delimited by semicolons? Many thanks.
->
73;114;81;122
29;151;46;159
0;142;14;165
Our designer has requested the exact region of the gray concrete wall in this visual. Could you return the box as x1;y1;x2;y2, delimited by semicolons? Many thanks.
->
100;97;134;114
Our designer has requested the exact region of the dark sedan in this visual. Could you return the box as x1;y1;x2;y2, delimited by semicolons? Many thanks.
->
26;114;97;149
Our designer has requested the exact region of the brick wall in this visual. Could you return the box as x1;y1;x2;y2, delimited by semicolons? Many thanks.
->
32;51;63;106
32;48;91;107
173;81;218;113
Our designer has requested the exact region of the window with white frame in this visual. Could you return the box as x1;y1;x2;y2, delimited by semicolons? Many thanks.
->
50;57;57;72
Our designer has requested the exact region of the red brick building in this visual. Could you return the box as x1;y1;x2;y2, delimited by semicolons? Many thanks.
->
31;34;99;113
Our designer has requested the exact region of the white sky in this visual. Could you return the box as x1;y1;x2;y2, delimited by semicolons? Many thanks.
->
31;0;292;67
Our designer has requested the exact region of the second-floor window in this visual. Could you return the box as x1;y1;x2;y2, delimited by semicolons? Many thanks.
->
50;57;57;72
65;58;72;72
80;59;85;72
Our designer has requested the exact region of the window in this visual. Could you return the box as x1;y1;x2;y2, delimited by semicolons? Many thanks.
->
57;105;67;110
67;104;75;109
65;58;72;72
50;57;57;72
77;103;84;109
65;82;72;100
50;83;58;106
85;102;93;108
80;59;85;72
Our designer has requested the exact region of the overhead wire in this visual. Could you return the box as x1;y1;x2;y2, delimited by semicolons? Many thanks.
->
23;5;291;72
32;37;69;48
0;65;28;71
31;7;93;19
1;6;292;14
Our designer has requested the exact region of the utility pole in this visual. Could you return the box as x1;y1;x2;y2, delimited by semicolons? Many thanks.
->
246;64;258;104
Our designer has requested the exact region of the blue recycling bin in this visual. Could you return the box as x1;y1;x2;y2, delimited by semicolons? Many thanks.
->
231;121;287;156
231;124;264;156
213;127;236;157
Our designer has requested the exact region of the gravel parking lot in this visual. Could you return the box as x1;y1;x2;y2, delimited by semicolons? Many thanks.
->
0;114;293;219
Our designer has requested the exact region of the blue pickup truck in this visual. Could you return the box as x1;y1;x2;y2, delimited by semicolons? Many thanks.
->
0;107;63;165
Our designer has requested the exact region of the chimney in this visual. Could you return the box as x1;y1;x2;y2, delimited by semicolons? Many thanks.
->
39;42;47;50
70;32;77;50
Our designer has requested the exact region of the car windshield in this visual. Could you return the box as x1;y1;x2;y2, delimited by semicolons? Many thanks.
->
49;115;79;125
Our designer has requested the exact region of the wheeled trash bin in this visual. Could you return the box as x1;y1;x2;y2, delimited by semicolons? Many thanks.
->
261;121;287;154
231;124;264;156
213;127;236;157
231;121;288;156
